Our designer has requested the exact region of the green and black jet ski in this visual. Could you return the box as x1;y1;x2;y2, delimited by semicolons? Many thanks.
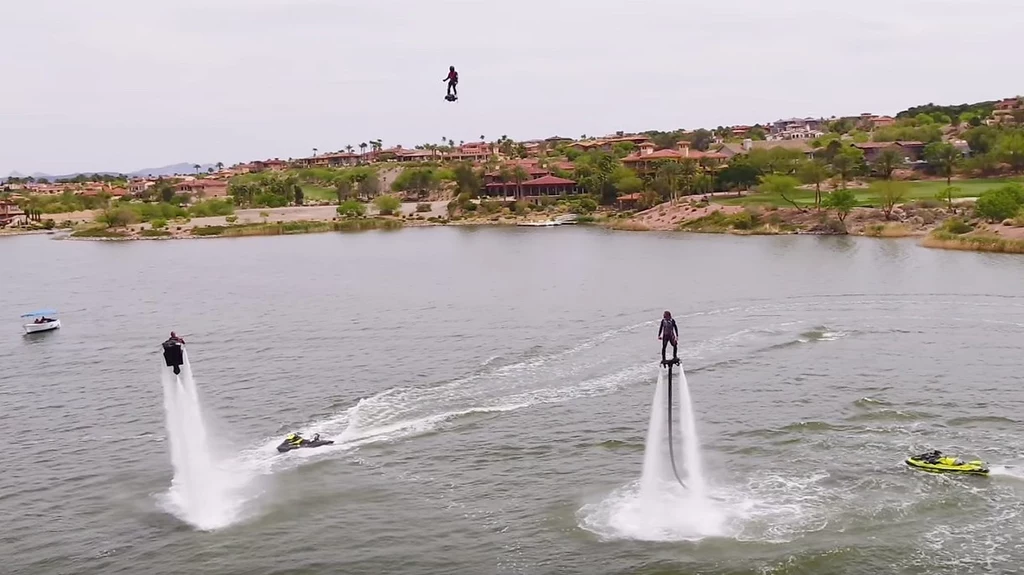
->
277;433;334;453
906;450;989;475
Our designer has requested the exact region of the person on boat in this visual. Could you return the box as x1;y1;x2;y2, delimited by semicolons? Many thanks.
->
167;331;185;345
286;433;306;447
658;311;679;364
443;65;458;98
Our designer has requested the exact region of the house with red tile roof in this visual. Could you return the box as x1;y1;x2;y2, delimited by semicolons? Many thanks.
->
251;159;288;172
297;152;362;168
871;116;896;129
484;174;579;200
128;180;154;196
852;141;926;163
714;139;815;160
175;179;229;199
622;142;727;174
568;134;652;154
0;200;26;227
989;97;1023;126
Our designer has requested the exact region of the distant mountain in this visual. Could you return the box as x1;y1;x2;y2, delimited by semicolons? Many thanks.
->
7;162;217;181
127;163;218;178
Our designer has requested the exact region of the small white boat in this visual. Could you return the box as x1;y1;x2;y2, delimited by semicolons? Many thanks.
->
22;309;61;334
517;220;562;227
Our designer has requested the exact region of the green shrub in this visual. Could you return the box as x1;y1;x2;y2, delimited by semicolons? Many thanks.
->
730;211;757;230
941;218;974;234
373;194;401;215
910;199;944;209
975;184;1024;222
337;200;366;217
124;202;187;222
225;215;238;223
572;197;598;214
479;200;502;214
151;218;168;230
141;229;171;237
98;207;140;228
188;198;235;217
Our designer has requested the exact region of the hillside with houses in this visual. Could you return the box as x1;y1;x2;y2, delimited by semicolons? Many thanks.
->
3;96;1023;249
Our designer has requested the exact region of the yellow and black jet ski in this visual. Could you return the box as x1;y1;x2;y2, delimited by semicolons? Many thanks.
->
906;450;989;475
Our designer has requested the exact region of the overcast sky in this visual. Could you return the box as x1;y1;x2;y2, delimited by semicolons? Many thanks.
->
2;0;1021;175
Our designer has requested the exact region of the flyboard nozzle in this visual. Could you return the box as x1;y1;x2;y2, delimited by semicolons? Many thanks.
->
664;358;687;490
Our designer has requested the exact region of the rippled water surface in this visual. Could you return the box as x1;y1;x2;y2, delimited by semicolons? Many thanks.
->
3;228;1024;575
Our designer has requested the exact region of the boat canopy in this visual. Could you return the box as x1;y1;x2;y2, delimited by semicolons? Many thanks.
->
20;309;58;318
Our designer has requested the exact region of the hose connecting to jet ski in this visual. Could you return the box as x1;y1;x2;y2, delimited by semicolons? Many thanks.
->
665;360;688;490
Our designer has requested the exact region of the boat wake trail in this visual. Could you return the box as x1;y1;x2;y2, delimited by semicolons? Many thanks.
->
157;352;258;531
990;465;1024;480
237;321;668;473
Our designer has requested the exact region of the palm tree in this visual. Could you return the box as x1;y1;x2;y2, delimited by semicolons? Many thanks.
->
215;162;224;172
656;161;682;203
678;158;699;199
480;135;485;143
360;142;368;157
448;139;455;148
512;166;529;201
345;145;354;154
193;164;201;175
313;147;318;157
498;166;513;199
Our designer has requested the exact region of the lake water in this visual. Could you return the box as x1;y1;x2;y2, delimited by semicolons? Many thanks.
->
3;228;1024;575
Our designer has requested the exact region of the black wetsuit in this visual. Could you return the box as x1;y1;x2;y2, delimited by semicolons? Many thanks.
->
446;70;458;97
163;337;185;374
659;318;679;362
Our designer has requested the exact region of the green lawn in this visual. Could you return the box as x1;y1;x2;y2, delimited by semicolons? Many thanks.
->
300;184;336;202
713;178;1023;208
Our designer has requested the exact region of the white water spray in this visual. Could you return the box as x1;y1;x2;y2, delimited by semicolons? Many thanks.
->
578;365;727;541
160;350;247;530
640;371;672;490
675;367;707;497
639;366;707;497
